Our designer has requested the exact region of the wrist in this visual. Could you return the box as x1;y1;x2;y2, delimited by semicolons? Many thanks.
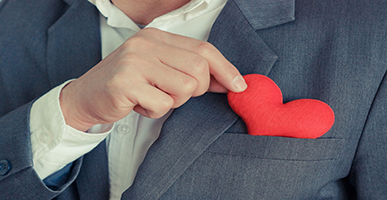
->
59;81;95;132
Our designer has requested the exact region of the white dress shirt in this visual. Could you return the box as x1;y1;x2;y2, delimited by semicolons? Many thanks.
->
30;0;226;199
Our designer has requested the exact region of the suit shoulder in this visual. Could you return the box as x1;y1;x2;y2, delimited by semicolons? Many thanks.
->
295;0;387;33
0;0;67;34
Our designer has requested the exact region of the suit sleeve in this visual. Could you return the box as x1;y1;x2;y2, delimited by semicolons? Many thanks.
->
0;0;104;198
349;71;387;198
0;101;84;199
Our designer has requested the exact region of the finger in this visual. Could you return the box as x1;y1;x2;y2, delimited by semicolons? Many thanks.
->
194;43;247;93
129;83;174;119
142;61;199;108
149;28;247;92
208;75;228;93
154;44;210;97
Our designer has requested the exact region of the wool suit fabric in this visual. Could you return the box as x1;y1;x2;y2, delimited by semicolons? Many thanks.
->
0;0;387;199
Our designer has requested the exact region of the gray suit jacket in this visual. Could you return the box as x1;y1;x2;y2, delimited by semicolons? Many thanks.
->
1;0;387;199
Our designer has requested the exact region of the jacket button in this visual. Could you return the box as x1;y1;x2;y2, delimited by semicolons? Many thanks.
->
0;160;11;176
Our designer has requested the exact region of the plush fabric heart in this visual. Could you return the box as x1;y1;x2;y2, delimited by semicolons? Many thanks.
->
228;74;334;139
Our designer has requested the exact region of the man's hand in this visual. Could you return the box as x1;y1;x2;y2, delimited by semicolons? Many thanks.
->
59;28;247;132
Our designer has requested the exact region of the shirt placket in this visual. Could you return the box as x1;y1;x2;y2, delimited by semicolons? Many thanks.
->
108;112;140;199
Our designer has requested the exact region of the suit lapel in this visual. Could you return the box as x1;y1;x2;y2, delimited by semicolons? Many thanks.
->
46;0;101;88
209;0;279;76
46;0;110;199
123;0;294;199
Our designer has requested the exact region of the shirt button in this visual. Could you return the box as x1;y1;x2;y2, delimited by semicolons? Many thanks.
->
0;159;11;176
116;124;130;134
39;132;51;144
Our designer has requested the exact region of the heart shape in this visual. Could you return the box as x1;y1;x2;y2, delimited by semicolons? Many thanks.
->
228;74;334;139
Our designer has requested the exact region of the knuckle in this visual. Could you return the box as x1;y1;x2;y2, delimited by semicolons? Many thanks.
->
123;36;141;49
196;42;215;56
188;57;210;97
149;97;173;118
159;96;174;111
192;85;208;97
125;35;155;50
104;83;132;114
191;56;209;74
142;28;167;43
181;77;198;94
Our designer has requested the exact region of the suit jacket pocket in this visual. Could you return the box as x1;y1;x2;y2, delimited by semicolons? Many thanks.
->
163;134;346;199
205;133;344;161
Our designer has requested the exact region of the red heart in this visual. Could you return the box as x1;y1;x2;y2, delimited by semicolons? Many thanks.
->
228;74;334;139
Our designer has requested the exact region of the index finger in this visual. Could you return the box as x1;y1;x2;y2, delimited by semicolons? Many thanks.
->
146;28;247;93
194;42;247;93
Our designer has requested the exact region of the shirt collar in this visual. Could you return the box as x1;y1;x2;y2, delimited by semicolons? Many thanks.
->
88;0;139;29
88;0;214;30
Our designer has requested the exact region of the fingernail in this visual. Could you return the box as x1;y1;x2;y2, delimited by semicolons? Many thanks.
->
232;75;247;92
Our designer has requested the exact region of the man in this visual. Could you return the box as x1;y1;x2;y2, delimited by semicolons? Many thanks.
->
0;0;386;199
